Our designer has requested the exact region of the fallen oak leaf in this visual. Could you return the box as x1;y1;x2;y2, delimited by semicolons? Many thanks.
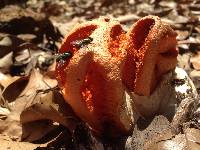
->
0;106;10;120
20;90;77;131
21;120;58;142
0;86;10;120
0;134;46;149
0;69;58;141
20;86;77;142
184;128;200;149
145;128;200;150
0;116;23;141
0;34;24;58
190;51;200;71
2;76;28;104
0;52;13;73
10;42;54;76
19;69;57;104
171;67;198;134
125;115;173;150
171;97;196;134
146;133;188;150
0;72;20;89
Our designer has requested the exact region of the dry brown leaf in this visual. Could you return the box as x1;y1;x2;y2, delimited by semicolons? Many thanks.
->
21;120;58;142
0;107;10;120
20;91;77;142
0;52;13;73
20;90;77;132
44;61;56;79
177;53;192;71
11;43;54;76
117;14;140;24
0;86;10;120
0;69;58;141
125;115;172;150
0;134;46;150
170;67;198;133
0;34;24;58
174;15;190;24
52;18;81;37
177;30;190;41
18;69;77;142
0;120;22;141
159;1;177;8
19;69;57;102
146;134;187;150
146;128;200;150
184;128;200;150
2;76;28;103
171;97;196;134
0;72;20;89
190;52;200;71
17;34;37;43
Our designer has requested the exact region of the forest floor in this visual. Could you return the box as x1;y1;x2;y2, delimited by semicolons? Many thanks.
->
0;0;200;149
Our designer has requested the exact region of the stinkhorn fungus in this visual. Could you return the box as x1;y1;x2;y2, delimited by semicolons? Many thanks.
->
55;16;178;136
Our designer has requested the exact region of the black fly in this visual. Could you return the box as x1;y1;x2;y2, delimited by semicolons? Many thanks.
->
56;37;93;63
56;51;72;62
71;37;93;48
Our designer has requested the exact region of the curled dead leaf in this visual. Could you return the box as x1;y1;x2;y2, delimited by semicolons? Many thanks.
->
20;91;77;129
2;76;28;103
190;52;200;71
20;90;77;142
0;134;45;150
0;52;13;73
184;128;200;150
146;133;187;150
0;69;59;141
125;115;173;150
145;128;200;150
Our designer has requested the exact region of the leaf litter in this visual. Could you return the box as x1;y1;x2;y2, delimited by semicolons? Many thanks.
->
0;0;200;149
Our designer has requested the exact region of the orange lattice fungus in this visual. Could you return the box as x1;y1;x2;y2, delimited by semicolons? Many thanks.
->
56;17;133;136
55;16;178;136
123;15;178;96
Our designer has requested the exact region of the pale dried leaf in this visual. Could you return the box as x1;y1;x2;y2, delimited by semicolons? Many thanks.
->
0;52;13;73
52;18;82;37
0;34;23;59
0;69;58;140
146;134;187;150
184;128;200;150
0;72;20;89
0;106;10;120
146;128;200;150
177;30;189;41
159;1;177;8
125;115;172;150
171;67;198;133
190;52;200;70
0;119;22;141
20;89;77;142
171;97;196;133
0;134;45;150
177;53;191;71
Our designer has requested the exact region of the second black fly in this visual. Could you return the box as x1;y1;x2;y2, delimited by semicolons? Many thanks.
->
71;37;93;48
56;37;93;63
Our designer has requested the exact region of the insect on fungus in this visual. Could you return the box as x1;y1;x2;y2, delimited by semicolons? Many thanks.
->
56;51;72;62
71;37;93;48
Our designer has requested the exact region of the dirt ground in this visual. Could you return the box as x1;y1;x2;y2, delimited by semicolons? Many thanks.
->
0;0;200;149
